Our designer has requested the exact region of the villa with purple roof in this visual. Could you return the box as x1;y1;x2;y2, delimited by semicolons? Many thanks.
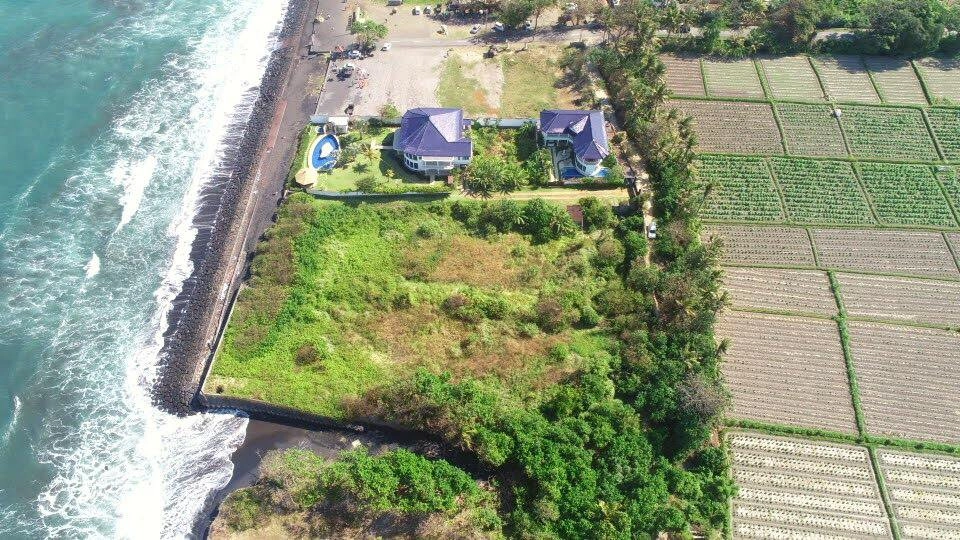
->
394;108;473;177
538;110;610;178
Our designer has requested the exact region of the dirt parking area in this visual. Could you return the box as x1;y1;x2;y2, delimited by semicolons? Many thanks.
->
344;46;446;115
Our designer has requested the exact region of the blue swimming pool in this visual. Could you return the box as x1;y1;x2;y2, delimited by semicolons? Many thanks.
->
310;133;340;170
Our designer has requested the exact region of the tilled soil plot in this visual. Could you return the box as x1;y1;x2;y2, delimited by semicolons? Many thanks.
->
703;225;816;267
718;312;858;434
811;229;960;279
728;431;892;539
876;449;960;540
837;273;960;328
723;267;837;317
848;322;960;445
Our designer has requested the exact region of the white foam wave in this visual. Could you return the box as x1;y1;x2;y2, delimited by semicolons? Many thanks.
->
17;0;288;537
0;396;22;446
84;253;101;279
113;155;158;232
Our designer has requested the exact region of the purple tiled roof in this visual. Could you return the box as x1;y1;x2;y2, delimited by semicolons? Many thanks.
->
396;108;473;157
539;110;609;161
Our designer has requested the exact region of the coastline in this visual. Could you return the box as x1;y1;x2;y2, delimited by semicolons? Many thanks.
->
152;0;313;416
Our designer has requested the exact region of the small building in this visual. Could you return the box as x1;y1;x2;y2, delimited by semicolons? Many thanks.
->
395;108;473;176
539;109;610;178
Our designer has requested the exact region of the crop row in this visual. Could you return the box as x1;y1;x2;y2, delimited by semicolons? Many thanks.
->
928;109;960;161
864;57;928;105
813;55;881;103
840;105;940;161
660;54;705;96
916;57;960;104
877;448;960;539
723;267;837;316
699;155;783;221
702;58;764;98
772;157;874;225
857;162;956;227
759;56;824;102
775;103;847;157
669;100;784;154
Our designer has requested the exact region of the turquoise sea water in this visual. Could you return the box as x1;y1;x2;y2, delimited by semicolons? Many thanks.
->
0;1;286;536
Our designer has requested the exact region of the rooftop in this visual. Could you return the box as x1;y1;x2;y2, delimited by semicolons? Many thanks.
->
539;110;610;161
395;108;473;158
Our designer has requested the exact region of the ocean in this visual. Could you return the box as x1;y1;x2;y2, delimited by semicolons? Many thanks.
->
0;0;287;536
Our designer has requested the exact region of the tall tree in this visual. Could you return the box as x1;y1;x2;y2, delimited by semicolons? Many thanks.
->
867;0;945;55
350;20;389;49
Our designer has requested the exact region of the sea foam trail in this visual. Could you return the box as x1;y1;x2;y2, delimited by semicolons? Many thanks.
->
0;1;286;537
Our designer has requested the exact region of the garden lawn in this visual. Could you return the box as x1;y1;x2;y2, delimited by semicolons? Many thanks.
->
314;128;426;191
205;196;616;417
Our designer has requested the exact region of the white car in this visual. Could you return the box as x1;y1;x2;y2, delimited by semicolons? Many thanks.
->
492;21;504;32
346;49;362;59
470;24;481;34
381;42;392;51
412;6;421;14
647;220;658;240
524;20;534;30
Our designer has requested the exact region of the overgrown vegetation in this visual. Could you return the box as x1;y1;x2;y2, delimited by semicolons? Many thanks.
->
457;124;552;195
213;447;501;538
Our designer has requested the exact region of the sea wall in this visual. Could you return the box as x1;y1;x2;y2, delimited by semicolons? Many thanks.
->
153;0;309;416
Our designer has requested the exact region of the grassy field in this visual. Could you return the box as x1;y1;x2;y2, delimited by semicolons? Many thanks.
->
312;127;430;191
205;196;615;417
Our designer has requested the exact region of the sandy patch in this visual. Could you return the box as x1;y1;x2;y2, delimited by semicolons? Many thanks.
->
350;47;444;115
455;48;504;111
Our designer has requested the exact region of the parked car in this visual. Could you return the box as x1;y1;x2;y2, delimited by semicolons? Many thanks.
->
381;42;392;51
470;24;481;34
647;220;657;240
423;6;432;14
492;21;504;31
346;49;362;59
412;6;421;14
524;20;534;30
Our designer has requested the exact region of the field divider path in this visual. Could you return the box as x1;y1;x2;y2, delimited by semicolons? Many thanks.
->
910;59;935;107
945;232;960;274
863;57;888;103
764;158;791;221
806;55;830;101
919;108;948;162
805;227;821;268
849;161;883;224
868;445;903;540
934;169;960;230
699;58;709;96
827;271;867;438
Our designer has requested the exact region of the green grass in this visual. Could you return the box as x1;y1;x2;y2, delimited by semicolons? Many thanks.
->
839;106;940;162
206;197;612;417
698;155;784;222
314;129;430;191
500;45;567;117
769;157;875;225
437;53;495;116
857;162;957;227
938;166;960;216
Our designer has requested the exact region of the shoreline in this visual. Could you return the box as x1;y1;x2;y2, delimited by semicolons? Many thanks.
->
152;0;311;416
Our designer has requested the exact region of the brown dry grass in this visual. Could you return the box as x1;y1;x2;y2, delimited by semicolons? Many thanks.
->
428;235;520;288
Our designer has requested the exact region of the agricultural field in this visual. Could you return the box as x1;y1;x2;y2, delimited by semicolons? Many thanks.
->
876;449;960;539
698;155;783;222
718;312;858;434
775;103;847;157
723;267;837;316
916;57;960;104
758;56;824;102
702;58;764;98
770;157;874;225
836;273;960;328
857;162;957;228
660;54;704;96
927;108;960;161
670;99;784;154
811;228;960;278
839;105;940;161
812;55;881;103
704;224;816;267
728;432;893;538
949;232;960;263
864;57;928;105
848;322;960;445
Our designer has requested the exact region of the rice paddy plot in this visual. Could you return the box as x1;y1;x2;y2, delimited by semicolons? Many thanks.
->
661;54;704;96
718;312;858;434
671;99;783;155
839;106;940;161
728;432;893;539
864;57;928;105
876;449;960;540
776;103;847;157
811;228;960;278
698;155;783;222
858;162;957;228
723;267;837;316
916;57;960;104
702;58;764;98
813;55;880;103
770;157;874;225
848;322;960;445
927;108;960;161
837;273;960;327
704;224;816;267
759;56;824;101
